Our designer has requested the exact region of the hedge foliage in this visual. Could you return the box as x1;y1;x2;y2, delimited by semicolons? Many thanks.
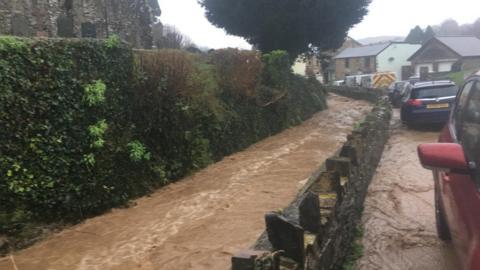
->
0;36;157;235
0;38;327;239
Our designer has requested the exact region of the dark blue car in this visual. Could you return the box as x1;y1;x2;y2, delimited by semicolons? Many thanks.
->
400;80;458;127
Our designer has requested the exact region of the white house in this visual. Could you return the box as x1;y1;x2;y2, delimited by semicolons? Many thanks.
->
377;43;422;79
334;42;422;80
408;36;480;75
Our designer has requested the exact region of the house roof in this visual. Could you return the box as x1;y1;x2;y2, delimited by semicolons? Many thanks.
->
333;43;390;59
408;36;480;61
435;36;480;57
345;37;363;48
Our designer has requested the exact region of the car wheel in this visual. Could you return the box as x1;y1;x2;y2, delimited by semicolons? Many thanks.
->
434;180;451;241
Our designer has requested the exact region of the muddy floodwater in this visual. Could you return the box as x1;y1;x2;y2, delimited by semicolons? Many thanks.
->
357;111;460;270
0;95;371;270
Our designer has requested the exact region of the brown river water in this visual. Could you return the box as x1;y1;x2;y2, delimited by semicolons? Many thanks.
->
357;110;461;270
0;94;371;270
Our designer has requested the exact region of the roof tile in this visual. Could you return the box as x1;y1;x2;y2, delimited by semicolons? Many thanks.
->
436;36;480;57
333;43;390;59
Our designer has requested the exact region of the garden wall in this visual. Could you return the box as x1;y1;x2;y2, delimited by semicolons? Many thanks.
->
231;94;391;270
0;37;327;253
328;86;386;103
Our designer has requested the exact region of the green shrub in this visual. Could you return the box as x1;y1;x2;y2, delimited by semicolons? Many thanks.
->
84;80;107;106
261;50;292;88
128;141;151;162
0;37;152;233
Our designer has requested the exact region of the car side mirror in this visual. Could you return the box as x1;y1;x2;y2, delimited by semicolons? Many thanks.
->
418;143;469;173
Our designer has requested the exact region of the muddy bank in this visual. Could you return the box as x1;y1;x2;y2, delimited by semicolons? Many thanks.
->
0;95;371;270
357;111;460;270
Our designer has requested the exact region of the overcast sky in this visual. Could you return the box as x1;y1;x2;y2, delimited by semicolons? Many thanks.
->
157;0;480;49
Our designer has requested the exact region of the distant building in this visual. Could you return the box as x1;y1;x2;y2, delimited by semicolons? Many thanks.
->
292;57;310;78
317;37;363;83
292;37;362;83
408;36;480;75
333;42;421;81
0;0;161;48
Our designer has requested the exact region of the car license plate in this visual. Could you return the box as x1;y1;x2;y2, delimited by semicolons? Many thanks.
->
427;103;449;109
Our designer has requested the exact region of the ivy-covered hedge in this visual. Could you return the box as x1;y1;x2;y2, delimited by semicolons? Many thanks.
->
0;38;326;246
0;36;155;233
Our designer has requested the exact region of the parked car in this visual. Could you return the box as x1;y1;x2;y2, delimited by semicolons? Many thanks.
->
388;81;408;107
408;75;421;85
345;72;397;89
400;80;459;126
417;72;480;270
332;80;345;86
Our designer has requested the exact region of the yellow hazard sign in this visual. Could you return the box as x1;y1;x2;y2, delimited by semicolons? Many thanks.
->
372;72;396;89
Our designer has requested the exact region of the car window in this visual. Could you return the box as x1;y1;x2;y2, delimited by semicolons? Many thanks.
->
459;81;480;180
411;85;458;99
399;83;409;96
388;82;396;91
401;85;412;102
454;81;475;137
395;82;406;92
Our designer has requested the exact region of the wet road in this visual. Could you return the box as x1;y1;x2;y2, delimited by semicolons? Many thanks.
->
357;110;460;270
0;95;371;270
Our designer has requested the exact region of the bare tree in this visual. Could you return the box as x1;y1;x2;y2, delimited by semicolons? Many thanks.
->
153;24;196;49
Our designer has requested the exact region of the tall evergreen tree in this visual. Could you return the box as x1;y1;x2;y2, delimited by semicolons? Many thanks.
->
199;0;371;58
423;25;436;43
405;26;425;44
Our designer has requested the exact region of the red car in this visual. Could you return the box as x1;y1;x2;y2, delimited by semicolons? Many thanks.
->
418;72;480;270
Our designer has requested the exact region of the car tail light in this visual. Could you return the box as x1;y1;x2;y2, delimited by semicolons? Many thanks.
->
407;99;423;106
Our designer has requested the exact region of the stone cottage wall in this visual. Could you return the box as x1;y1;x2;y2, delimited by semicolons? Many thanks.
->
335;56;376;80
0;0;160;48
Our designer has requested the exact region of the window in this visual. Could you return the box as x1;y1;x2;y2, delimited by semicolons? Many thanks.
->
453;81;475;137
411;85;458;99
81;22;97;38
365;57;371;68
345;59;350;68
401;84;413;103
458;81;480;182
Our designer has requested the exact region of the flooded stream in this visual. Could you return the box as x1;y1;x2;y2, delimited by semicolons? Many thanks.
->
0;94;371;270
357;111;460;270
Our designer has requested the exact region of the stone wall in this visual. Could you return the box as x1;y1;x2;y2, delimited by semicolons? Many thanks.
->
0;0;160;48
334;56;376;80
462;57;480;72
306;99;391;270
328;86;386;103
231;91;392;270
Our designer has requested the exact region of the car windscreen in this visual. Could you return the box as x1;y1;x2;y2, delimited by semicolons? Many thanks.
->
389;82;405;93
411;85;458;99
395;82;406;90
